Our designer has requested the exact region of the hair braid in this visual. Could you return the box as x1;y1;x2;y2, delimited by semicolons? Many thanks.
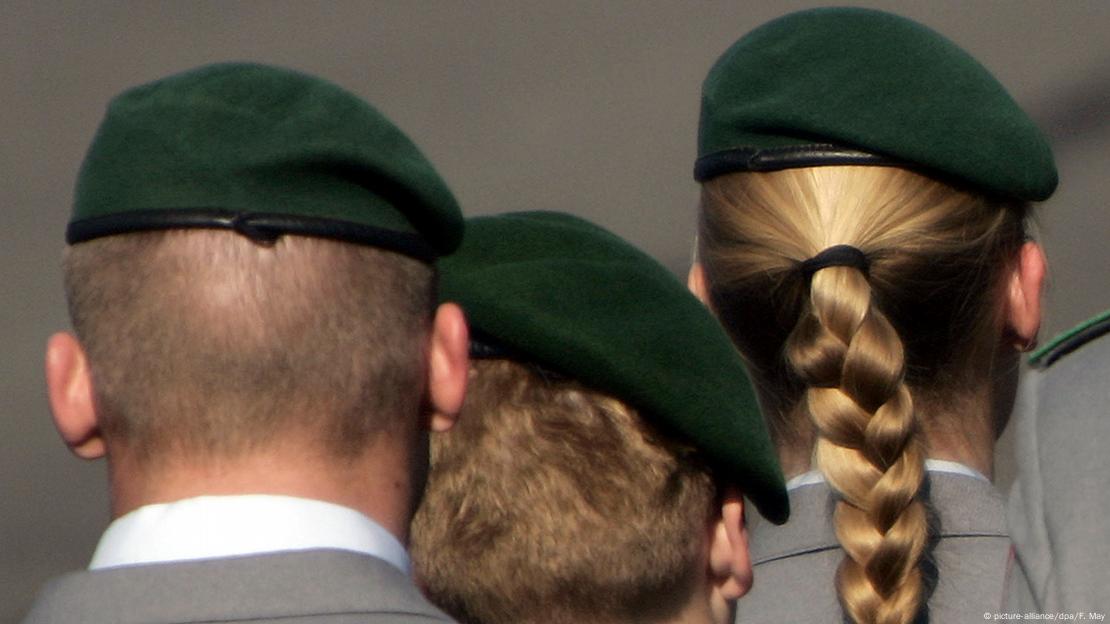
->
699;166;1031;623
786;265;928;624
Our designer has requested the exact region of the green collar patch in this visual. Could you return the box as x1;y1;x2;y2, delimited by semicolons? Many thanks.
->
1030;309;1110;369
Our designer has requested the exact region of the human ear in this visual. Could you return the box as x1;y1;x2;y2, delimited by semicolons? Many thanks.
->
707;487;753;623
1005;241;1046;351
425;302;469;433
45;332;105;459
688;262;712;308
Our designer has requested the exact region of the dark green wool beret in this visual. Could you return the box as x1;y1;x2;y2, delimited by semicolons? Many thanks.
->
441;211;789;524
696;7;1057;201
70;62;462;259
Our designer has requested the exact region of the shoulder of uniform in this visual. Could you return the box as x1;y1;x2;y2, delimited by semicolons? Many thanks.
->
1029;309;1110;369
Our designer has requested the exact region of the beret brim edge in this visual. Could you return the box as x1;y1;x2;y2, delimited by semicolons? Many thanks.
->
693;144;902;181
66;208;439;260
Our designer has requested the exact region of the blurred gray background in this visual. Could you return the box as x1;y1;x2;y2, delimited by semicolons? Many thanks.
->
2;1;1107;619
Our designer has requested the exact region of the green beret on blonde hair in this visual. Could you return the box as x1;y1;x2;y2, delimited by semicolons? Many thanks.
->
696;7;1057;201
70;62;462;260
440;211;789;524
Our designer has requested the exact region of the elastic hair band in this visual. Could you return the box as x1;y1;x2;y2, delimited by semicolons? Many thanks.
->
799;244;870;278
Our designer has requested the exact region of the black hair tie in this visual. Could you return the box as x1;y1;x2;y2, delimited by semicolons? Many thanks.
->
799;244;870;278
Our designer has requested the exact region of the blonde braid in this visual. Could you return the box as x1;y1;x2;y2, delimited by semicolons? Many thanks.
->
787;264;928;624
699;166;1031;624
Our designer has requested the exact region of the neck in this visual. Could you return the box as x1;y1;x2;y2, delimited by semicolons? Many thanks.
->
919;406;994;479
106;434;419;544
776;444;815;482
663;596;718;624
767;383;999;483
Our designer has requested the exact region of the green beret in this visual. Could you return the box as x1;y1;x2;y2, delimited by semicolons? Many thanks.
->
70;62;462;259
441;211;789;524
696;7;1057;201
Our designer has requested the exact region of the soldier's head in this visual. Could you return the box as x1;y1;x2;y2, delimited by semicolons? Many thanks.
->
410;212;787;624
46;63;469;503
689;9;1055;624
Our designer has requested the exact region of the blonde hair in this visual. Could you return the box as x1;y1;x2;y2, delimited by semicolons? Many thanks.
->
410;359;716;624
697;166;1027;624
64;229;434;462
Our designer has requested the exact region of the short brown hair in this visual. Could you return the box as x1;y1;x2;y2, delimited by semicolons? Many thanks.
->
64;229;434;462
410;359;716;624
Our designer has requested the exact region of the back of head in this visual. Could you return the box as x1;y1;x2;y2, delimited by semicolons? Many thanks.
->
699;166;1026;624
700;166;1028;445
61;62;463;464
65;230;432;461
412;359;713;624
410;211;788;624
693;8;1055;624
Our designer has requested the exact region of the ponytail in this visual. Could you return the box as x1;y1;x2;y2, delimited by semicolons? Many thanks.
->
697;165;1028;624
789;265;927;624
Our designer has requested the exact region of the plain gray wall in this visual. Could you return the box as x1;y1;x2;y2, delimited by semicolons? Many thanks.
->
3;1;1107;619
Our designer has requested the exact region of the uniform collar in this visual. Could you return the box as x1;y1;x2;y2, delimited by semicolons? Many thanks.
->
89;494;410;574
751;467;1007;566
786;459;989;491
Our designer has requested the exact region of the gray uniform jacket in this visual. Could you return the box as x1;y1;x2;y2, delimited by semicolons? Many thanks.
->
21;549;457;624
736;472;1021;623
1007;311;1110;613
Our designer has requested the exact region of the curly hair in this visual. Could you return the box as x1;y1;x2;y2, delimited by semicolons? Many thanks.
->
410;359;717;624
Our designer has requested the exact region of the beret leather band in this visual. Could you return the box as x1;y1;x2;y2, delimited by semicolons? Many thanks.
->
469;331;571;383
468;330;517;360
694;144;901;182
66;208;436;260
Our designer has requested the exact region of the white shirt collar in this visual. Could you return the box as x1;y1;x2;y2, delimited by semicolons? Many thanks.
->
785;458;990;492
89;494;410;574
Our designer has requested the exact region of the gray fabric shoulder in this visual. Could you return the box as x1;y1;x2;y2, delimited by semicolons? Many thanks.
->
747;473;1007;565
21;549;456;624
739;474;1015;623
1007;333;1110;613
